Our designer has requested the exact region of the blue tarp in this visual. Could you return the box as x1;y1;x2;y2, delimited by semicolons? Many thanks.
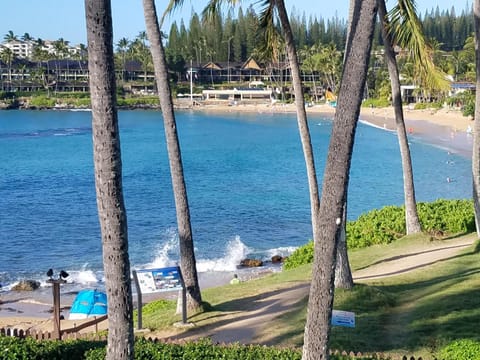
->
69;289;107;320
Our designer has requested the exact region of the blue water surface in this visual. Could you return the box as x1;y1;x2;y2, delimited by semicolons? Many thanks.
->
0;109;471;286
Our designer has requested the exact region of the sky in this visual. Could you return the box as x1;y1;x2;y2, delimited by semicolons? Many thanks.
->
2;0;472;46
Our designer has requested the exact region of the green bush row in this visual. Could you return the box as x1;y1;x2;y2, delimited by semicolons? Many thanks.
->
18;95;162;109
0;336;105;360
284;199;475;270
117;96;159;107
0;336;384;360
28;96;56;108
413;102;443;110
361;98;391;108
437;339;480;360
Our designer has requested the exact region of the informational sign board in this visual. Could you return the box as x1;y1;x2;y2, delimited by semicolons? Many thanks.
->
134;266;183;294
132;266;187;329
331;310;355;328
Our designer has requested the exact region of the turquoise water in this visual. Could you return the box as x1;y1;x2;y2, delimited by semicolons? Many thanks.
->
0;109;471;289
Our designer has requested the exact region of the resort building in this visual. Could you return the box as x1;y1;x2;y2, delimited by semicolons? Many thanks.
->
1;40;34;59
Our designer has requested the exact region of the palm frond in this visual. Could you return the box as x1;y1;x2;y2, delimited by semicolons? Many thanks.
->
255;0;283;61
160;0;186;27
387;0;448;91
202;0;242;24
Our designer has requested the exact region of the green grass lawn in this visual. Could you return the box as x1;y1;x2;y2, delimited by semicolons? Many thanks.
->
139;233;480;360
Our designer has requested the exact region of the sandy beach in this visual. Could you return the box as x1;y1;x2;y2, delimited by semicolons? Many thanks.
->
0;103;474;335
194;102;473;156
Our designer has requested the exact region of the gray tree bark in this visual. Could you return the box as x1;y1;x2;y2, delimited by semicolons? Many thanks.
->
274;0;321;279
302;0;378;358
377;0;422;235
142;0;203;311
85;0;134;358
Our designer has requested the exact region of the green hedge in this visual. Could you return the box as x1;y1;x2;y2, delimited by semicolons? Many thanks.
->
284;199;475;270
0;336;105;360
437;339;480;360
0;336;382;360
28;96;56;108
86;338;303;360
361;98;391;108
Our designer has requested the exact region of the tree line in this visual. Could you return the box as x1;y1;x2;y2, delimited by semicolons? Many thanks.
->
162;4;473;67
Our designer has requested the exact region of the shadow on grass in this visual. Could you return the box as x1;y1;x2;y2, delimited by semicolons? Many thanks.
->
333;250;480;354
355;249;476;280
354;243;473;272
258;295;308;347
167;283;310;343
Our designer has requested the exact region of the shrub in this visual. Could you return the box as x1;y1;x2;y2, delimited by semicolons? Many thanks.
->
283;241;314;270
0;91;15;100
28;96;56;108
346;205;405;248
0;336;105;360
414;102;428;110
85;337;305;360
0;335;383;359
117;96;159;107
437;339;480;360
284;199;475;269
362;98;391;108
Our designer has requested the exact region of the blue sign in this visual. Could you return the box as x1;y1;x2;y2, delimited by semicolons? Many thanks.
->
134;266;183;294
331;310;355;328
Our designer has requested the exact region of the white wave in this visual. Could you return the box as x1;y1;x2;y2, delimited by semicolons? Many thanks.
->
141;228;180;269
359;119;396;133
263;246;297;259
134;233;290;274
196;235;252;272
68;269;100;285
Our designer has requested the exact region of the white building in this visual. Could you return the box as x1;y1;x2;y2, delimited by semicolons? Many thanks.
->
0;40;34;58
0;39;84;59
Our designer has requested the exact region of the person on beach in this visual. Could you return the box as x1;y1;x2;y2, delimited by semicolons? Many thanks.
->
230;274;240;285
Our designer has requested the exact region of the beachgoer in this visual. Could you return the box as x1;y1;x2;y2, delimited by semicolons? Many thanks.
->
230;274;240;285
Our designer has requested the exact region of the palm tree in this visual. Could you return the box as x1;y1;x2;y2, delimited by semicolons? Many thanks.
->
202;0;322;293
302;0;378;358
0;48;14;85
117;37;130;82
299;44;321;102
84;1;134;359
21;33;33;42
473;0;480;236
31;39;53;93
319;43;342;91
143;0;203;312
267;0;323;293
3;30;17;42
377;0;422;234
130;35;152;90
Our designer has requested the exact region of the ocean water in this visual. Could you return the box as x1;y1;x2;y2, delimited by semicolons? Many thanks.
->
0;109;472;293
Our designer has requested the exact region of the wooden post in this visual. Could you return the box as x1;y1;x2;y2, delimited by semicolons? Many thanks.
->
132;270;143;330
47;278;66;340
182;286;187;324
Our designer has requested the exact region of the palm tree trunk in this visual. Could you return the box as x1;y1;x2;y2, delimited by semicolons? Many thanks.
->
85;1;134;359
473;0;480;237
302;1;378;358
274;0;321;266
142;0;203;312
378;0;422;234
334;202;353;289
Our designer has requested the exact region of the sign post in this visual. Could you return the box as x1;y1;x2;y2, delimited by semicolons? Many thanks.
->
132;266;186;330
